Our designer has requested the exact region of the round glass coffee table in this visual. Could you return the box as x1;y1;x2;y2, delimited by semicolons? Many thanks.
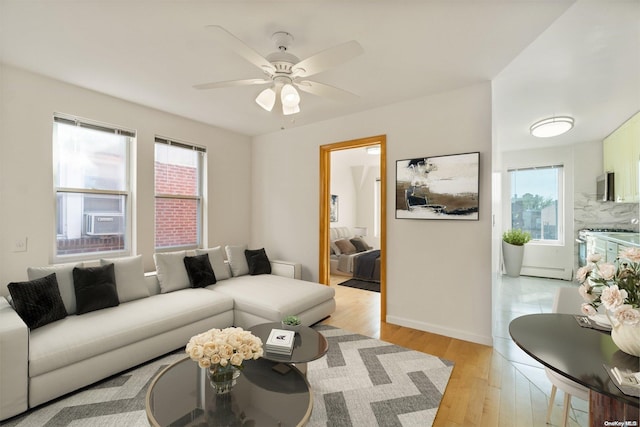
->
146;356;312;426
249;323;329;374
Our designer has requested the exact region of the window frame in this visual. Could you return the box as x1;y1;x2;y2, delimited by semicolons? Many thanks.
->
508;164;564;246
52;114;134;262
154;136;206;251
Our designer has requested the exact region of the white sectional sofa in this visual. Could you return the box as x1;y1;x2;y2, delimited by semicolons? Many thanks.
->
0;247;335;421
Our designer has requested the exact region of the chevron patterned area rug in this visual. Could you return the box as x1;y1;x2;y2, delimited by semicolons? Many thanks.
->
1;326;453;427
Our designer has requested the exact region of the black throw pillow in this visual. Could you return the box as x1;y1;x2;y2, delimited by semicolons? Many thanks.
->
183;254;217;288
245;248;271;275
8;273;68;329
72;264;119;315
350;237;369;253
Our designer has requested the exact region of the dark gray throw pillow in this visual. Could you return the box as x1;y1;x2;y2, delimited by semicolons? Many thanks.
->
245;248;271;275
183;254;217;288
350;237;369;253
72;264;119;315
8;273;68;329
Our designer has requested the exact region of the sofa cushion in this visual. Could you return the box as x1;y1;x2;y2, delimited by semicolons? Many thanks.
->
7;274;68;329
196;247;230;280
27;263;79;315
100;255;150;303
245;248;271;275
208;274;335;322
72;264;119;315
28;288;234;377
225;245;249;277
153;250;190;293
183;254;216;288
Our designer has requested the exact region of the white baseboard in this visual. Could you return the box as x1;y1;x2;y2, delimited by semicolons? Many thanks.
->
386;315;493;347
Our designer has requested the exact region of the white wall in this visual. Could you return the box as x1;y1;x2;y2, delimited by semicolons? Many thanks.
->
0;65;252;293
252;82;493;345
329;151;357;228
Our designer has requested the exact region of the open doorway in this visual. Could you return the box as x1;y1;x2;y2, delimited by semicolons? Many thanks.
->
319;135;387;320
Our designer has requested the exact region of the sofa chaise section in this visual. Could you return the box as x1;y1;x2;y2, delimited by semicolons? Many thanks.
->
208;274;336;329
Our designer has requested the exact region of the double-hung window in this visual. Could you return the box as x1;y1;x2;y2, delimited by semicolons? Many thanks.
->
509;165;564;243
154;137;205;250
53;114;133;259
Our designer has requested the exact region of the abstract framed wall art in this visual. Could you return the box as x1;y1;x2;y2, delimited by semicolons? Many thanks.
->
330;194;339;222
396;152;479;220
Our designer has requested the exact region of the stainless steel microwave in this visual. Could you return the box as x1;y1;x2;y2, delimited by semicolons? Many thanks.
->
596;172;615;201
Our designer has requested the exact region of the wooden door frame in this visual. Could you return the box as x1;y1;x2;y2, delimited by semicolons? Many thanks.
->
319;135;387;320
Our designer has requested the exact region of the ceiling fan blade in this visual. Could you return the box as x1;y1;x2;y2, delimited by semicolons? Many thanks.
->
295;80;359;101
193;78;271;90
292;40;363;78
206;25;275;73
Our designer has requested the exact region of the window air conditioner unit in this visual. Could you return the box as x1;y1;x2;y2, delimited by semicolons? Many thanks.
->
84;213;125;236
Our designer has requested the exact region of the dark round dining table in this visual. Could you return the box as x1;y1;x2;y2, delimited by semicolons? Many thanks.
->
509;313;639;426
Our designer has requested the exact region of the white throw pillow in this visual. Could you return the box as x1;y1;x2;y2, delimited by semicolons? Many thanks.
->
153;250;189;293
100;255;150;302
224;245;249;277
196;246;230;281
27;263;79;315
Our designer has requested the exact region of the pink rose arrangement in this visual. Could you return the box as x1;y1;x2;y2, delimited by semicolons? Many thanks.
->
576;247;640;326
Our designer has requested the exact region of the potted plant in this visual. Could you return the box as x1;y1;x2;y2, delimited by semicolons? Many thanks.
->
502;229;531;277
281;315;302;332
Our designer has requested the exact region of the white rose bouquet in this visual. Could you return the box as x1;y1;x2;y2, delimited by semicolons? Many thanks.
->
186;327;263;370
576;247;640;326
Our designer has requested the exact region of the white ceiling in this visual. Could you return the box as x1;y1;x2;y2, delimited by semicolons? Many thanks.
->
1;1;637;151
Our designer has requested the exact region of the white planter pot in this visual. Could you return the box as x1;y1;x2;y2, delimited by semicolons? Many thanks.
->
502;241;525;277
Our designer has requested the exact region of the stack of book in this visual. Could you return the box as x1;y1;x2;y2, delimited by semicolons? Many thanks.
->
605;365;640;397
266;328;296;355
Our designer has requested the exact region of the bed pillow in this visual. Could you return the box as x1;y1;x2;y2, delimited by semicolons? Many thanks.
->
100;255;150;303
153;250;190;293
335;239;357;255
330;241;342;255
196;246;231;280
184;254;217;288
28;263;79;315
8;273;68;329
225;245;249;277
245;248;271;275
350;237;369;253
72;264;119;315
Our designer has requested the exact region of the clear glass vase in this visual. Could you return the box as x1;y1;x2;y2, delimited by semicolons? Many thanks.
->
207;364;241;394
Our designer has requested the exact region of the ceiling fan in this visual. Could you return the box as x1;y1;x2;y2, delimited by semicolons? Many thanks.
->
194;26;364;115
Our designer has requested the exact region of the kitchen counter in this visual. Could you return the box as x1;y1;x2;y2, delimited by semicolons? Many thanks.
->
596;232;640;248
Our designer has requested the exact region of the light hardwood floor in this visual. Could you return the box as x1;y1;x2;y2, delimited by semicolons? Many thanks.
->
321;278;584;427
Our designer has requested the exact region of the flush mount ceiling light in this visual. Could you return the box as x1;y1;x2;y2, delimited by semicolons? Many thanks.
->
530;116;574;138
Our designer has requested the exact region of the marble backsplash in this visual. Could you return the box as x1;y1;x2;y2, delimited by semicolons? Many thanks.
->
574;192;639;233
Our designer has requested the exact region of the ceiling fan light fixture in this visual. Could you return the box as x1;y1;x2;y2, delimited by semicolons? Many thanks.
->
255;87;276;111
281;83;300;107
282;103;300;116
530;116;574;138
